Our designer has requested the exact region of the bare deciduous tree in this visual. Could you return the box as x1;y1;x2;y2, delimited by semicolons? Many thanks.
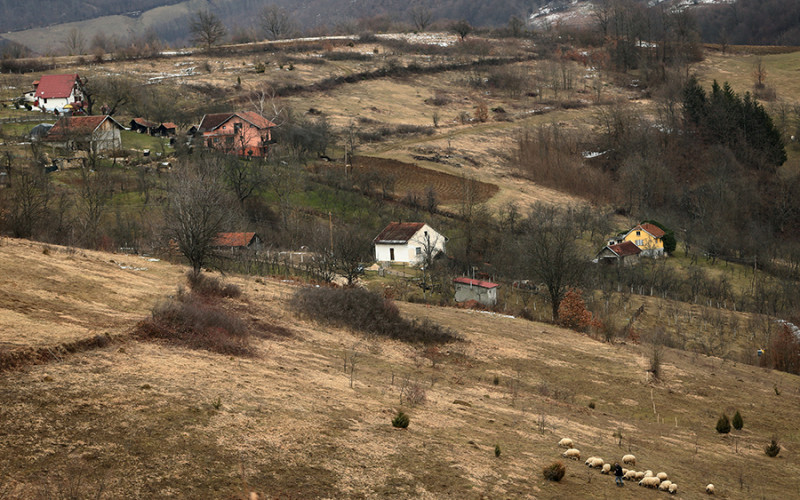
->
63;27;86;55
410;2;433;32
3;165;51;238
450;19;473;41
189;10;227;50
164;157;237;272
260;4;294;40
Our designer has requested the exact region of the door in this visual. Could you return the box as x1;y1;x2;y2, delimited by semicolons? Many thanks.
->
389;248;395;261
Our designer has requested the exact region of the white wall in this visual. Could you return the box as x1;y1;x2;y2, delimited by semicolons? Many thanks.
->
374;224;446;264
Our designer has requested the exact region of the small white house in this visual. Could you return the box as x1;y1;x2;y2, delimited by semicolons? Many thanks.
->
373;222;446;264
29;74;84;112
454;277;499;307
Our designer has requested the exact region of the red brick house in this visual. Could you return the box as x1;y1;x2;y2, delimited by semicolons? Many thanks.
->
195;112;275;157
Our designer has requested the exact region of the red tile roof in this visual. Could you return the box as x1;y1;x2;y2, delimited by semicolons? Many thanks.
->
35;74;80;99
453;277;499;289
608;241;641;257
374;222;425;243
628;223;665;239
132;117;158;128
198;112;276;133
213;232;257;247
160;122;177;129
46;115;120;139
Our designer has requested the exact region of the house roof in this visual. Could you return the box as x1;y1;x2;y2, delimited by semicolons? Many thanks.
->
628;223;665;239
160;122;177;129
197;112;276;133
46;115;122;140
374;222;426;244
607;241;641;257
132;117;158;128
35;74;79;99
453;277;499;289
213;232;258;247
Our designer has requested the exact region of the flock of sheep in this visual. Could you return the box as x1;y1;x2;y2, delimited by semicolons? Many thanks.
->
558;438;716;495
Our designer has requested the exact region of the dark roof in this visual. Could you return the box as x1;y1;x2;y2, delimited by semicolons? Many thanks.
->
46;115;122;140
197;112;276;133
131;117;158;128
607;241;641;257
629;223;665;239
35;74;79;99
213;232;258;247
374;222;425;244
453;277;499;289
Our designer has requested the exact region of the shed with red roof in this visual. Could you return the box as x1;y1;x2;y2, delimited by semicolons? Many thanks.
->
454;277;499;306
212;232;262;252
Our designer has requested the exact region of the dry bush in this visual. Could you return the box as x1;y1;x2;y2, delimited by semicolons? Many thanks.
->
543;461;566;481
136;279;252;356
291;287;460;344
187;271;242;299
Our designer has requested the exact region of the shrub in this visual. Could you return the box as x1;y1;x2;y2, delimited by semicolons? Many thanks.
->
291;287;460;344
765;438;781;457
732;410;743;430
392;411;410;428
136;282;251;356
494;444;501;457
558;289;593;332
588;401;596;409
187;271;242;299
542;461;566;481
716;413;731;434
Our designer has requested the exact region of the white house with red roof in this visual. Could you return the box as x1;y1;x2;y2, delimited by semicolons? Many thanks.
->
27;74;83;112
373;222;446;264
453;277;499;306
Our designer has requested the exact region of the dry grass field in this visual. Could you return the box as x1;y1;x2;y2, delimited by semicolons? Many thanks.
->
0;237;798;498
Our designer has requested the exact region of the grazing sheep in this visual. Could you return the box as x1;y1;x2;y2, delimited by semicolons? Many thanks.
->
588;458;604;468
634;472;645;480
639;477;661;488
706;484;715;495
562;448;581;460
623;470;637;481
601;463;611;474
622;468;628;475
584;456;596;465
622;454;636;466
644;470;654;477
558;438;574;448
657;472;668;481
659;480;673;491
669;483;678;494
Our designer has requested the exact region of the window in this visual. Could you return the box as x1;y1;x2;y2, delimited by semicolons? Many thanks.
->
636;231;641;236
234;123;242;134
416;247;422;255
636;239;644;246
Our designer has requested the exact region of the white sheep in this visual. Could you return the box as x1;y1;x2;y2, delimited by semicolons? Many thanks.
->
659;480;673;491
558;438;574;448
622;454;636;466
657;472;668;481
706;483;715;495
669;483;678;494
562;448;581;460
639;476;661;488
623;470;637;481
588;457;604;468
600;463;611;474
644;470;654;477
584;456;597;465
634;471;645;480
622;468;628;475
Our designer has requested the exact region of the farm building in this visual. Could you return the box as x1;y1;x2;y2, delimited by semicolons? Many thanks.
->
28;74;84;113
454;277;499;307
595;241;642;265
43;115;124;151
212;232;262;252
373;222;446;264
130;118;158;135
155;122;177;137
195;112;275;157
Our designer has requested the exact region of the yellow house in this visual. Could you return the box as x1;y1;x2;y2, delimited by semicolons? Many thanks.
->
622;223;665;257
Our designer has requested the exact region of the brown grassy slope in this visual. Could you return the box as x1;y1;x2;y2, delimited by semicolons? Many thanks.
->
0;239;798;498
0;238;184;349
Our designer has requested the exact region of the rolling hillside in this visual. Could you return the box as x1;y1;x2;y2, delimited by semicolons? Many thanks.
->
0;236;798;498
